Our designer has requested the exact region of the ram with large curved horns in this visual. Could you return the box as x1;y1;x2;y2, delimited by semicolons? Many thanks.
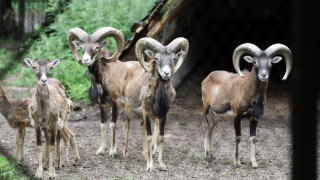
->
123;37;189;171
68;27;139;157
201;43;292;167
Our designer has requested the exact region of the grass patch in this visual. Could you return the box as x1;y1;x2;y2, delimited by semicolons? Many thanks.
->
221;160;233;165
105;174;133;180
225;171;232;178
189;154;205;161
0;154;23;180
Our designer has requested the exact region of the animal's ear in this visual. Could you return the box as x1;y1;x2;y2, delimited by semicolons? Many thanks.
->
243;56;253;63
144;50;155;59
24;58;33;67
101;40;109;47
72;41;81;48
175;50;185;60
272;56;282;64
51;59;61;67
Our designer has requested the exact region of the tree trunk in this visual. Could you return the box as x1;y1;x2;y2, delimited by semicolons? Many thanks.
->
18;0;25;37
0;0;17;38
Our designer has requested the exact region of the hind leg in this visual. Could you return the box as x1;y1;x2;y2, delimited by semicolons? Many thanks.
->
204;107;218;161
60;128;70;167
16;126;26;162
65;127;80;165
123;103;132;158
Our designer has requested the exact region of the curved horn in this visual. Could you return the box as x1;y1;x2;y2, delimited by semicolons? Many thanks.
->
167;37;189;73
265;43;292;80
91;27;125;62
233;43;262;77
68;28;89;65
135;37;164;73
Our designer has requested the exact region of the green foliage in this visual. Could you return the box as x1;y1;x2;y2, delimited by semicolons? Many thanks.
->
16;0;157;101
0;155;22;180
0;49;16;78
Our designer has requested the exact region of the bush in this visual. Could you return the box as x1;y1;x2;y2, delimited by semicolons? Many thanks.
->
16;0;157;101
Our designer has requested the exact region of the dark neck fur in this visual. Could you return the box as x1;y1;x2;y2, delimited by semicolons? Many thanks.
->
251;67;268;119
87;60;102;103
153;74;171;118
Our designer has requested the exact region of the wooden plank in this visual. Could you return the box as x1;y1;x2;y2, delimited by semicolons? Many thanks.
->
147;0;194;37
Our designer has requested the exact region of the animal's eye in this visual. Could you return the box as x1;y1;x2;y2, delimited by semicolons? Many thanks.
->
32;67;37;71
94;46;100;50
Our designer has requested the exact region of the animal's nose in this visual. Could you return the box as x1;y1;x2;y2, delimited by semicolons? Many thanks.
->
262;74;266;77
164;72;169;75
41;79;46;82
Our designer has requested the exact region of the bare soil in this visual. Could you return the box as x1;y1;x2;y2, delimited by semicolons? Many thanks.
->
0;73;294;180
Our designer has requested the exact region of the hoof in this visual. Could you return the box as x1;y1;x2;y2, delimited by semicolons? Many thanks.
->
158;163;168;171
205;153;213;162
49;167;56;179
35;167;43;179
73;157;80;166
123;149;129;159
146;166;153;171
109;147;117;157
95;146;107;156
251;162;258;168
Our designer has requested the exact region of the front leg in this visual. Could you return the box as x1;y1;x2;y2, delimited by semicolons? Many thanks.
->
55;130;61;170
43;128;50;170
152;119;159;154
49;126;56;179
250;119;258;168
109;101;120;157
35;126;43;179
95;104;108;155
143;110;153;171
158;117;168;171
234;115;241;166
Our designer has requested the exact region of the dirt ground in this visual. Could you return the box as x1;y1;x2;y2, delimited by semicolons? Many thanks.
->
0;70;296;179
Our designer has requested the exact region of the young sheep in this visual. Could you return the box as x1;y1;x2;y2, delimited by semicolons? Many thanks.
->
68;27;139;157
0;86;79;169
0;86;34;162
123;37;189;171
24;58;79;179
201;43;292;167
